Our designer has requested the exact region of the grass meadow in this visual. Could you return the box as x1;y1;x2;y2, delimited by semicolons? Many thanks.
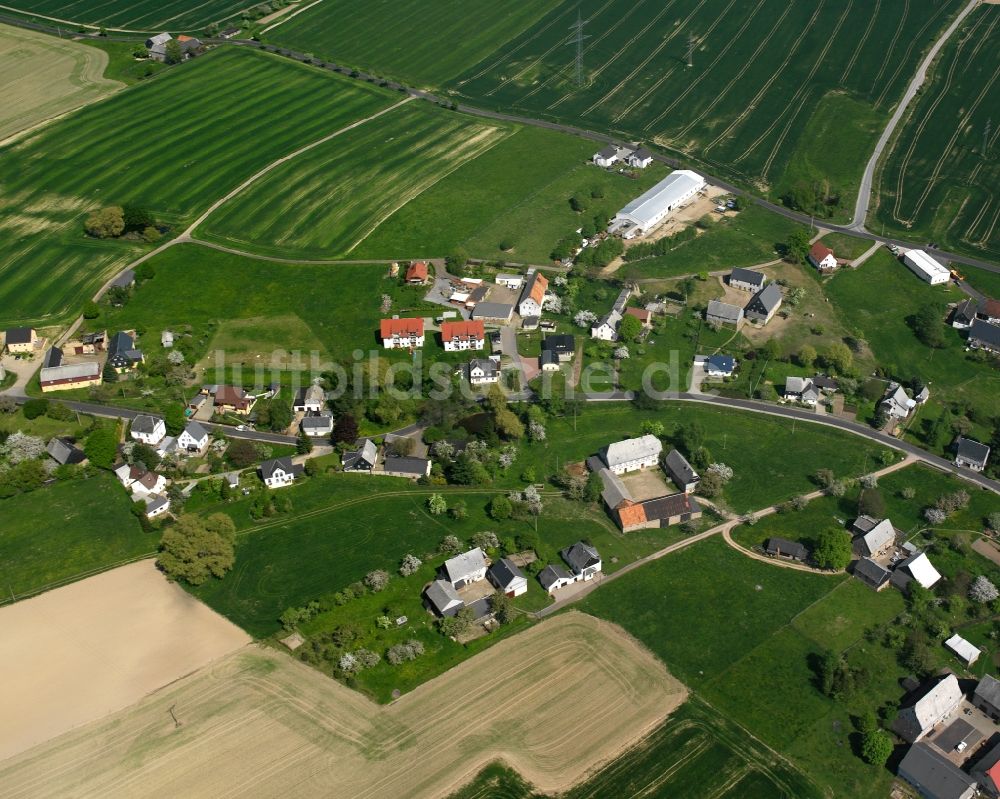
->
271;0;563;88
0;24;122;143
0;473;154;601
436;0;964;210
0;47;394;327
449;697;821;798
873;6;1000;261
581;537;907;799
5;0;254;29
823;249;1000;451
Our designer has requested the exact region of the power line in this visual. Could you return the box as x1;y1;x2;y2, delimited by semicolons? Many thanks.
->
567;10;590;88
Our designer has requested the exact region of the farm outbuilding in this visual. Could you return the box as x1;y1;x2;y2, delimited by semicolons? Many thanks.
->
903;250;950;285
609;170;705;235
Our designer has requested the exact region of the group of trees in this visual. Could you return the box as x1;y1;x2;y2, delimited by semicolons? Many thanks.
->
84;205;160;241
157;513;236;585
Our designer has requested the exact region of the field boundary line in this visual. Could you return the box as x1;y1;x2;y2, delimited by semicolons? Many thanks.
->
839;0;880;84
261;0;324;34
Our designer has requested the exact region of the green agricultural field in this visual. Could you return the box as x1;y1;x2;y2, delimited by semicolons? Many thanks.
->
581;537;907;799
0;473;155;601
435;0;964;215
450;698;820;798
824;250;1000;450
873;6;1000;261
0;24;122;143
271;0;563;87
0;47;394;327
5;0;255;30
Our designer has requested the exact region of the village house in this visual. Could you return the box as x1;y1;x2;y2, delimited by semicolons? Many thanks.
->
969;319;1000;353
4;327;37;354
854;557;891;591
881;383;916;420
705;354;736;377
624;307;652;328
443;547;488;589
441;320;485;351
259;456;302;489
40;361;101;393
954;436;990;471
540;542;603;594
784;376;820;405
627;147;653;169
219;26;241;39
765;537;809;562
467;357;500;385
729;268;766;293
539;564;576;594
602;434;663;475
541;334;574;362
424;579;464;617
292;383;325;413
663;449;699;493
517;271;548;318
107;331;144;372
214;385;254;415
540;350;560;371
852;515;897;558
405;261;429;285
488;558;528;597
944;633;980;667
142;495;171;519
46;437;85;466
981;298;1000;324
342;439;378;472
130;415;166;445
891;551;942;593
592;144;623;167
974;674;1000;720
178;421;210;453
807;241;838;272
115;464;167;497
951;298;979;329
591;309;622;341
616;492;702;533
706;300;744;329
895;674;963;742
471;302;514;325
381;455;431;479
743;283;782;324
381;317;425;349
301;414;333;437
898;743;976;799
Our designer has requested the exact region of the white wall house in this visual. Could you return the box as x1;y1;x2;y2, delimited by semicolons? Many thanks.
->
593;145;621;167
441;320;485;352
380;318;425;349
260;457;300;489
468;358;500;385
130;415;166;445
591;310;621;341
178;422;209;453
603;434;663;475
496;274;523;291
517;272;548;318
443;547;488;588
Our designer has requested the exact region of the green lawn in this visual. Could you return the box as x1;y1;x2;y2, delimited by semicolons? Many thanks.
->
0;47;394;327
79;40;168;84
818;231;875;261
270;0;563;87
824;249;1000;450
0;473;155;600
619;206;807;280
580;537;905;799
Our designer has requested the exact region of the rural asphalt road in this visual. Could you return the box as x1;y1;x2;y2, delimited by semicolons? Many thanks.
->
850;0;980;229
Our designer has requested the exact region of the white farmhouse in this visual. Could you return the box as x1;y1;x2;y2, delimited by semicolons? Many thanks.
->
259;456;302;489
130;415;166;445
178;421;210;453
603;434;663;475
467;358;500;386
591;310;621;341
895;674;962;742
443;547;488;589
593;144;621;167
488;558;528;597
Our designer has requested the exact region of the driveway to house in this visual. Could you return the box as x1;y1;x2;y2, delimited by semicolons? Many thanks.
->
500;324;530;388
850;0;980;229
0;348;45;396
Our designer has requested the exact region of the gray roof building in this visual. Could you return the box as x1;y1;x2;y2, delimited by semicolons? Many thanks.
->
424;579;464;617
539;564;573;592
974;674;1000;715
969;319;1000;351
706;300;744;325
5;326;34;345
183;420;209;441
561;542;600;573
488;558;526;592
260;456;299;480
663;448;699;490
854;557;891;591
895;674;963;743
955;437;990;470
343;439;378;471
443;547;487;585
131;415;163;435
382;455;431;477
744;283;782;319
765;537;808;561
42;347;62;369
729;268;766;290
898;743;976;799
471;302;514;322
46;437;85;465
110;269;135;288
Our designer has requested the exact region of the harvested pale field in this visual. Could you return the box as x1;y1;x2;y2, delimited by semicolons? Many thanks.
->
0;24;121;144
0;612;686;798
0;560;250;763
